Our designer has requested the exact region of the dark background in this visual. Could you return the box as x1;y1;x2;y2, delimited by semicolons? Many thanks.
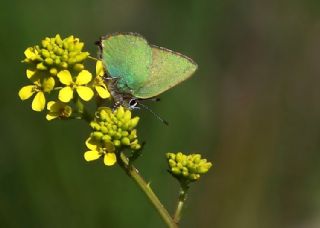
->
2;0;320;227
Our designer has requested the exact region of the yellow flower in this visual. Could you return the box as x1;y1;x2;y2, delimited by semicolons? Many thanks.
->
18;77;55;111
93;60;110;99
84;137;117;166
46;101;72;121
57;70;94;102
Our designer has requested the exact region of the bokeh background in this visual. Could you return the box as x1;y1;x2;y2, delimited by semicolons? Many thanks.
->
2;0;320;227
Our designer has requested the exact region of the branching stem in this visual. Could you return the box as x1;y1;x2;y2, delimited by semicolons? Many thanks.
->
173;184;189;224
118;152;178;228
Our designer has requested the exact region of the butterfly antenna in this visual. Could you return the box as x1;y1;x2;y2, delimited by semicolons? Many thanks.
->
138;102;169;126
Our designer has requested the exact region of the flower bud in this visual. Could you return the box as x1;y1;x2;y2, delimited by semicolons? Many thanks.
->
166;152;212;182
23;34;90;78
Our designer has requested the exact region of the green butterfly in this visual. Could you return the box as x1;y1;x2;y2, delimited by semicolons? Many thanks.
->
97;32;198;109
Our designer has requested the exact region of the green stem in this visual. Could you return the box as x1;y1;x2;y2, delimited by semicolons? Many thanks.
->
88;56;99;61
118;152;178;228
75;98;92;122
173;185;189;224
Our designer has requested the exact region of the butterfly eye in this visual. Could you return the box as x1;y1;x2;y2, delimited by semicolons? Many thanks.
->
129;99;138;109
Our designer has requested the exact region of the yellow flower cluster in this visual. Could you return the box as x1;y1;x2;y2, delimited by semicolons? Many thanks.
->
23;34;89;76
166;152;212;181
18;34;110;115
84;107;141;166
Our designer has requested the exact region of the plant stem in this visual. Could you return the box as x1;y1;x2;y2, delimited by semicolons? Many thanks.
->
173;185;189;224
75;98;92;122
118;152;178;228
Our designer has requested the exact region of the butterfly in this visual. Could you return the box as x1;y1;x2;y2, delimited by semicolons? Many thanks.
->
96;32;198;110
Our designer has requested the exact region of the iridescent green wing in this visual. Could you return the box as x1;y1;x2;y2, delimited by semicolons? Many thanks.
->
133;46;198;98
100;33;152;93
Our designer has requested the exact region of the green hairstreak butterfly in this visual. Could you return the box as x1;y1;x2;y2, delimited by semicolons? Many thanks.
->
97;32;198;109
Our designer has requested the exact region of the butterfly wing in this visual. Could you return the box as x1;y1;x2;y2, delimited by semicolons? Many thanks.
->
132;46;198;98
100;33;152;93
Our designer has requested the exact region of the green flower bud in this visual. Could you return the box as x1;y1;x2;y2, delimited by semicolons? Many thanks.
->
176;153;184;163
197;162;212;174
166;152;212;182
114;132;122;139
41;49;50;58
54;58;61;65
45;58;54;65
193;154;201;163
102;135;111;143
166;153;175;160
182;170;189;177
42;38;50;47
23;34;90;80
100;126;108;134
73;63;84;71
131;144;141;150
123;110;131;122
87;107;141;156
108;130;115;137
47;44;53;51
68;58;76;65
90;121;99;130
169;159;176;167
75;42;84;51
55;34;63;45
128;117;139;129
62;54;68;61
121;122;129;130
75;52;89;62
189;174;200;180
99;110;108;120
121;137;130;146
113;140;121;147
60;62;68;69
92;131;103;140
49;68;58;75
68;51;77;58
116;108;124;119
171;167;180;175
50;52;56;59
121;131;129;137
36;62;46;70
129;129;137;139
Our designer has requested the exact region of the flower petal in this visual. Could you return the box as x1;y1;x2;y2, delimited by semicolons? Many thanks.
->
58;86;73;102
42;77;55;92
18;85;35;100
32;92;45;111
96;60;104;76
76;70;92;85
104;153;117;166
85;137;98;151
76;86;94;101
57;70;73;85
24;47;37;59
26;69;36;79
84;151;101;161
46;113;58;121
96;86;110;99
47;101;55;110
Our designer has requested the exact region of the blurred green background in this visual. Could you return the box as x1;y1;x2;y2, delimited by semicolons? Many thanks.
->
2;0;320;227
